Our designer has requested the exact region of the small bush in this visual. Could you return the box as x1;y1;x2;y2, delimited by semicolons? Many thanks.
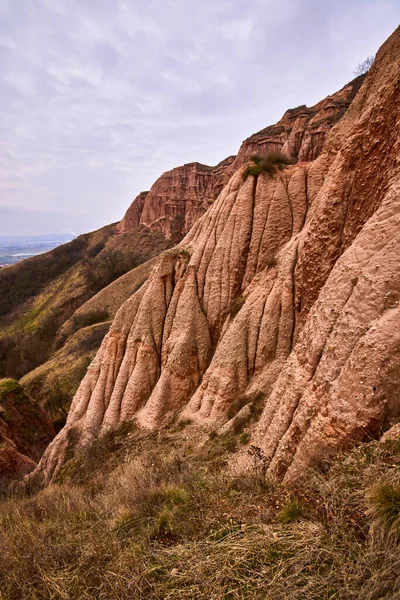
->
0;378;21;399
277;498;305;524
266;255;277;268
353;55;375;76
242;152;293;181
87;240;106;258
240;432;250;445
366;482;400;545
179;249;191;259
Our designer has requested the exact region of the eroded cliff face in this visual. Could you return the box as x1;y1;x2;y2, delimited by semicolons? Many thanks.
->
37;27;400;484
117;78;364;242
231;74;365;170
117;157;235;240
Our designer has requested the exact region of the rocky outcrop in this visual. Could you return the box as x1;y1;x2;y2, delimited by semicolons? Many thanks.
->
118;76;364;242
0;380;55;482
231;74;365;169
117;157;235;240
36;27;400;484
117;191;149;232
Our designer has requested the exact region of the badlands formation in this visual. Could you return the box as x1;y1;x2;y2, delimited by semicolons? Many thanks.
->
37;27;400;484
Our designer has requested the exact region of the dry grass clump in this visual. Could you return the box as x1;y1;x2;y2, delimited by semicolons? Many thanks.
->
242;151;293;181
366;480;400;546
277;497;305;524
1;428;400;599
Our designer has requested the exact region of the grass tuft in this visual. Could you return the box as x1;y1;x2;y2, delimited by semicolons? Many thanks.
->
366;481;400;545
277;497;305;524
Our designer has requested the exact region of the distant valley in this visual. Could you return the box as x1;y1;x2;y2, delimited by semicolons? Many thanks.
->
0;234;74;267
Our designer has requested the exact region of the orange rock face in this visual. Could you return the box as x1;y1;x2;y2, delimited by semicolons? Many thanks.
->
117;157;235;240
231;74;365;169
37;27;400;484
117;78;363;242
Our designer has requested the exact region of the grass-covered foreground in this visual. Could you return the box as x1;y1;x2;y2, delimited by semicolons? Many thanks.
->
0;423;400;599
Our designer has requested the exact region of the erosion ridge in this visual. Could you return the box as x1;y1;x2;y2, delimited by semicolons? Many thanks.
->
32;27;400;484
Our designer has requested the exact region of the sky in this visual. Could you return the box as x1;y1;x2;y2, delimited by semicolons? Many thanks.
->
0;0;398;236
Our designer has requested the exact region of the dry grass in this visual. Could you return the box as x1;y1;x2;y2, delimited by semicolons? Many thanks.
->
1;427;400;599
242;152;293;181
366;479;400;546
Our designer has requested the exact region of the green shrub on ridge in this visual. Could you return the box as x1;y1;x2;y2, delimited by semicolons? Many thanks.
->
242;151;293;181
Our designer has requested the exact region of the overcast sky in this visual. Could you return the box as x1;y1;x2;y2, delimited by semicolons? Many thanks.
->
0;0;397;235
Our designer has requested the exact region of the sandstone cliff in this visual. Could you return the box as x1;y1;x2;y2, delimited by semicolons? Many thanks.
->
117;76;364;241
117;157;235;240
36;27;400;484
232;74;365;169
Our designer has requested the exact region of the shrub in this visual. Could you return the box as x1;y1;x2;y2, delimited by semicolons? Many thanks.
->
242;152;293;181
179;249;191;259
240;432;250;445
366;482;400;545
353;55;375;76
277;497;305;524
87;240;106;258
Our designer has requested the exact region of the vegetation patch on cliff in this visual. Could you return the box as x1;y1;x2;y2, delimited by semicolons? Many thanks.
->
242;152;294;180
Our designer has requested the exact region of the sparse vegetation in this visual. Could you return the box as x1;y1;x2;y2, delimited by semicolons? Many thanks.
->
179;248;191;259
242;151;293;181
0;378;21;398
366;481;400;546
1;426;400;599
353;55;375;76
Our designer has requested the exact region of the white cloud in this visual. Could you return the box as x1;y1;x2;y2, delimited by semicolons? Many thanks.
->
0;0;398;234
219;17;254;42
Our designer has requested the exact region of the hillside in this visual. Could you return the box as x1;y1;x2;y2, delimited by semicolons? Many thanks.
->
31;26;400;487
0;224;173;420
1;415;400;598
0;21;400;600
0;379;54;484
0;65;364;431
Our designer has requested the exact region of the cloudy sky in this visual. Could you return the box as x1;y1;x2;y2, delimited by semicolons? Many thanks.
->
0;0;397;235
